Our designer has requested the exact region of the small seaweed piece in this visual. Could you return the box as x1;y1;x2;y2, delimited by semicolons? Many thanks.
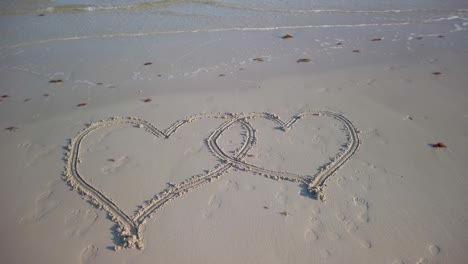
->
253;57;264;62
5;126;19;131
432;72;442;75
108;158;116;162
24;98;31;102
76;103;87;107
371;38;382;41
144;62;153;66
142;98;152;103
353;50;360;53
263;206;269;209
336;42;342;45
431;142;447;148
49;79;63;84
279;211;289;216
281;34;293;39
297;58;311;63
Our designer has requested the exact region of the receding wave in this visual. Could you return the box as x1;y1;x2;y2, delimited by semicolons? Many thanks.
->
0;0;467;15
2;16;462;49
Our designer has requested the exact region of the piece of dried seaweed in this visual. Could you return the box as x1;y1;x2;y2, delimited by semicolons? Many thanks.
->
297;58;311;63
431;143;447;148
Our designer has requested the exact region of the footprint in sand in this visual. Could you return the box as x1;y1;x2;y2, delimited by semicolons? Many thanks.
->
80;245;99;264
357;238;372;249
219;179;240;192
20;190;60;224
357;211;370;223
349;166;373;191
275;185;289;204
336;208;372;249
202;195;222;219
308;216;323;230
64;209;98;238
428;244;440;256
303;228;319;242
335;211;346;221
310;204;321;215
336;176;347;189
275;191;288;204
303;214;323;242
353;196;370;224
416;257;427;264
414;244;440;264
343;219;359;233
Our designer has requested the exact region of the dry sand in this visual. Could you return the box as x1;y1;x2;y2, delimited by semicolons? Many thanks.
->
1;1;468;263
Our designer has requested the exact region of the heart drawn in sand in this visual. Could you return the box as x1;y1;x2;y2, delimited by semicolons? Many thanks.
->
63;111;359;250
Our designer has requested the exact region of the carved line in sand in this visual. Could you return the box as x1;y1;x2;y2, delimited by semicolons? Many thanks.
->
63;111;359;250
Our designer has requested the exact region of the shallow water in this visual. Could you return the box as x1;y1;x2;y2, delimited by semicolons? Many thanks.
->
0;0;467;48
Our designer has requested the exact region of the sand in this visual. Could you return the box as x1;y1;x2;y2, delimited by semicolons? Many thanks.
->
1;1;468;263
63;111;359;250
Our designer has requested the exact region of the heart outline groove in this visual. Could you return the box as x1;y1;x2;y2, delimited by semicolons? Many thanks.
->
63;111;360;250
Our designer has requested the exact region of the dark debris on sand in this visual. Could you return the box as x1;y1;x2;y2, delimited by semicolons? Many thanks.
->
431;142;447;148
297;58;311;63
5;126;19;131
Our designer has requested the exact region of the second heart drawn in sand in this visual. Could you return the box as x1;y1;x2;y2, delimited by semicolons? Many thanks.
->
63;111;360;250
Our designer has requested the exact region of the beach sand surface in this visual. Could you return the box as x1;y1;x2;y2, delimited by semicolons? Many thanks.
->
1;1;468;263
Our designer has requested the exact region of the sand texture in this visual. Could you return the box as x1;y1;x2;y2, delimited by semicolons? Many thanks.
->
63;111;359;249
1;0;468;263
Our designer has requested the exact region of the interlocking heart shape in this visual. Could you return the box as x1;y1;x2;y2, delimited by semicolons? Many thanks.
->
63;111;359;250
